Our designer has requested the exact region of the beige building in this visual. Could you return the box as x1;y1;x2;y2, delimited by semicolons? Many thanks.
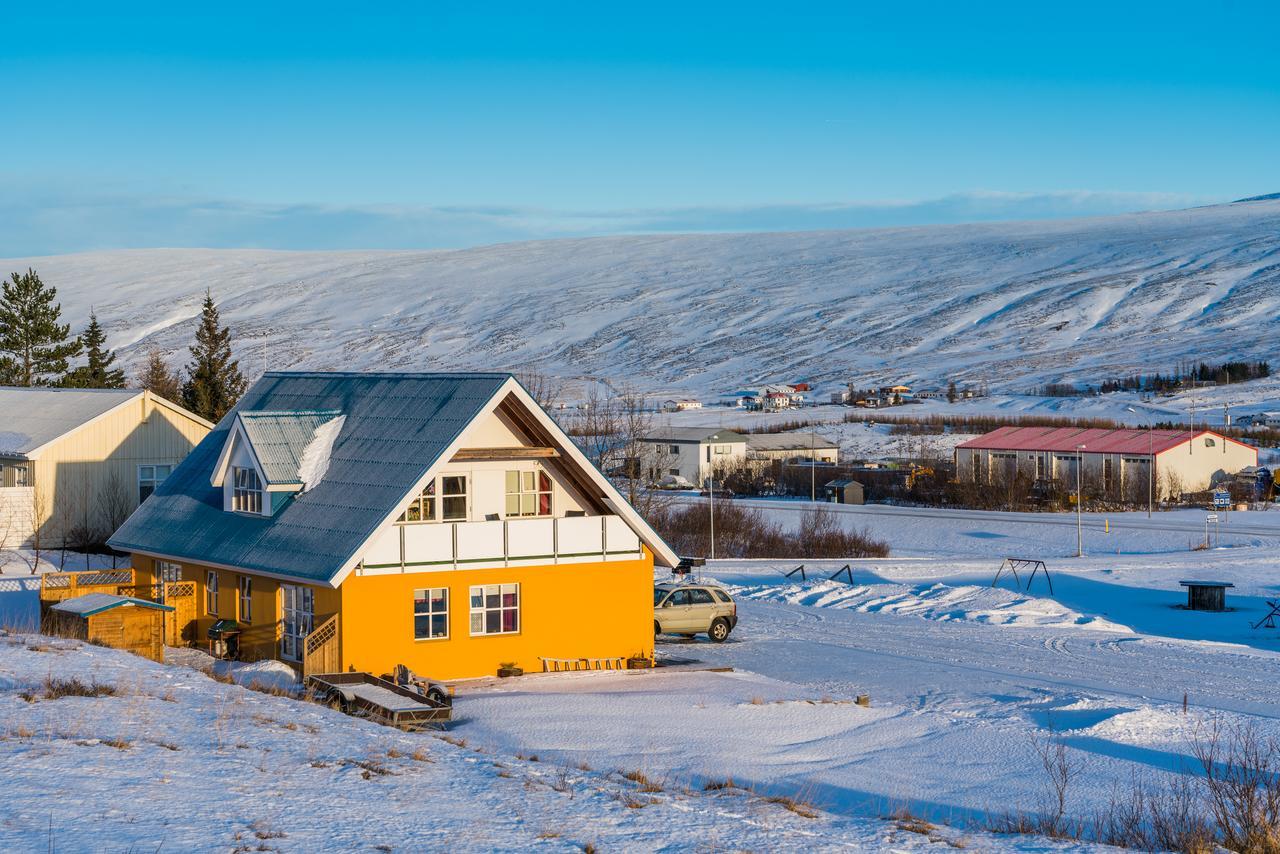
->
955;426;1257;500
745;432;839;464
0;388;211;548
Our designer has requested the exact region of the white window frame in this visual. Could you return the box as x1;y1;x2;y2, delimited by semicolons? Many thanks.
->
157;560;182;583
440;474;469;522
469;583;519;636
280;584;314;661
413;587;449;640
138;463;173;504
504;469;553;518
205;570;218;615
238;576;252;624
232;466;263;514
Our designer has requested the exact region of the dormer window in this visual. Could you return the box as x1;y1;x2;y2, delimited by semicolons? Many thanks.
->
232;466;263;513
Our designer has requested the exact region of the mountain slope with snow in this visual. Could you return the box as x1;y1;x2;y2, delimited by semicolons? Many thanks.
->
7;197;1280;395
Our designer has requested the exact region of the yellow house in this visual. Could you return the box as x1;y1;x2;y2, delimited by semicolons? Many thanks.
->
109;372;679;681
0;387;212;549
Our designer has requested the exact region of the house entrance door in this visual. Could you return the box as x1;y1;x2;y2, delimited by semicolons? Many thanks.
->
281;585;314;661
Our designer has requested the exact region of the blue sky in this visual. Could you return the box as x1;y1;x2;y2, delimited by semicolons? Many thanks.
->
3;2;1278;255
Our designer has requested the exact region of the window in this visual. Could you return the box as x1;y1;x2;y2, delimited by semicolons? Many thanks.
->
1205;437;1216;448
205;570;218;615
0;461;31;488
669;468;680;476
1035;454;1046;480
238;576;252;623
1103;457;1115;491
441;475;468;521
414;588;449;640
669;445;680;455
712;589;732;603
667;589;692;606
157;560;182;582
688;588;715;605
138;464;173;503
470;583;519;635
713;444;731;455
505;470;552;517
653;588;671;606
232;466;263;513
398;481;436;522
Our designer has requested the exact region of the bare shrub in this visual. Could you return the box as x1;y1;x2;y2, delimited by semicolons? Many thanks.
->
39;676;117;699
649;502;888;559
1192;719;1280;852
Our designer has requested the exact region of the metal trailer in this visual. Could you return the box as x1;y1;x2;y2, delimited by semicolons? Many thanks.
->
306;671;452;730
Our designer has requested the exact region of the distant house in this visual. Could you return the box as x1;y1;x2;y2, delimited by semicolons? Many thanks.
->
830;389;851;405
0;388;211;549
762;391;793;411
661;399;703;413
109;371;678;681
1239;411;1280;429
745;432;839;465
955;426;1257;497
639;427;747;486
879;385;913;399
823;479;864;505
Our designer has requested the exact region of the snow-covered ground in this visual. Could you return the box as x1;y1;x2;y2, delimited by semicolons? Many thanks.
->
6;503;1280;849
0;632;1112;852
6;197;1280;398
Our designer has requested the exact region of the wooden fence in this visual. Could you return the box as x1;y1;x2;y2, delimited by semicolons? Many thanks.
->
303;613;340;677
39;569;135;607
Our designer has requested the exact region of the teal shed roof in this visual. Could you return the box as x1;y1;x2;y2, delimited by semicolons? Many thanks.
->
238;409;342;485
108;372;512;584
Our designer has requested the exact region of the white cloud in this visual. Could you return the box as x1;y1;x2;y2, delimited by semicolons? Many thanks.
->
0;176;1214;256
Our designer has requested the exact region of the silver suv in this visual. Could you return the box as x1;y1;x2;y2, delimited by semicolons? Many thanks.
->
654;583;738;642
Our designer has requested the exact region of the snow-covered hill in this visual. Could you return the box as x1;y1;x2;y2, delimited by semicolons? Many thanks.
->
7;197;1280;396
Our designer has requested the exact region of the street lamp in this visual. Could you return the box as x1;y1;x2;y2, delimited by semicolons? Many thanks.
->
1075;443;1086;557
1125;406;1154;519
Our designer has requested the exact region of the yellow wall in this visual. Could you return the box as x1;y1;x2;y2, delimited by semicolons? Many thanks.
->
134;548;654;680
33;393;210;546
340;550;654;680
151;557;338;662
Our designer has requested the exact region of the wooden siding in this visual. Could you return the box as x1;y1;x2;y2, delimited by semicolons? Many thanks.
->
31;393;209;547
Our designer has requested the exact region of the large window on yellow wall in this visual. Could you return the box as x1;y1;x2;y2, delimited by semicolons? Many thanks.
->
470;584;519;635
413;588;449;640
238;576;252;623
505;470;552;517
205;571;218;615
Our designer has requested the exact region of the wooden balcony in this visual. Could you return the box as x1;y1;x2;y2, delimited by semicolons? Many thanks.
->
358;514;643;575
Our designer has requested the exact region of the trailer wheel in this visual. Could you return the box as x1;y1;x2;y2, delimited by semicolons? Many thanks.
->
426;685;451;708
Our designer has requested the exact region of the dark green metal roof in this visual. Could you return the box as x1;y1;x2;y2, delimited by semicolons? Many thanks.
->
108;371;511;584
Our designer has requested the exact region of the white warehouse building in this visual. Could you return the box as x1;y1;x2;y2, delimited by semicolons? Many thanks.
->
955;426;1257;499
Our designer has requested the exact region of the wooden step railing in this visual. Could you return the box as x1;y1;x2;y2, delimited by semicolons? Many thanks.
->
303;613;340;677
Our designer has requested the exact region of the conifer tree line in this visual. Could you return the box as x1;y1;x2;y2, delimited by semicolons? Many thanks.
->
0;269;247;422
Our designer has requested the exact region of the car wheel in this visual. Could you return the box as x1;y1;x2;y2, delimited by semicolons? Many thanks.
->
654;620;662;637
709;618;730;643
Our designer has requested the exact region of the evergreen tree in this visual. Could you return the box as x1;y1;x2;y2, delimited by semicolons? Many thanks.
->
62;313;126;388
946;380;957;404
181;292;246;422
0;268;82;386
137;348;183;402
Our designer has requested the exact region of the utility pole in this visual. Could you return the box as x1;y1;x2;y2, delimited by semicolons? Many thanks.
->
1076;443;1086;557
810;431;816;502
708;474;716;561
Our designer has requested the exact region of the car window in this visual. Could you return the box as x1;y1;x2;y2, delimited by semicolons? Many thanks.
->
712;589;732;603
669;590;693;606
688;589;715;605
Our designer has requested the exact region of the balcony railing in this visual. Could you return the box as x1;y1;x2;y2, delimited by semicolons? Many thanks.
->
359;514;643;574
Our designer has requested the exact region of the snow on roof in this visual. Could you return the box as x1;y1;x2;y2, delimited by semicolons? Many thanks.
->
50;593;174;616
746;432;838;452
0;387;141;457
645;427;747;443
956;426;1239;455
239;409;344;486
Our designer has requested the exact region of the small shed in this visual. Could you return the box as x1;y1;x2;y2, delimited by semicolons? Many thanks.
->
824;478;865;505
1179;580;1234;613
47;593;174;662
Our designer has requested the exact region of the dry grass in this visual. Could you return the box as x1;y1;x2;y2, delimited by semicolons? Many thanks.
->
102;736;132;750
437;734;467;748
27;676;117;701
410;746;431;763
621;769;664;793
704;778;739;791
764;794;819;819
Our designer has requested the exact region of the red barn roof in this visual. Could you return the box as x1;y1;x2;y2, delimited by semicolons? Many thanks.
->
956;426;1252;456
